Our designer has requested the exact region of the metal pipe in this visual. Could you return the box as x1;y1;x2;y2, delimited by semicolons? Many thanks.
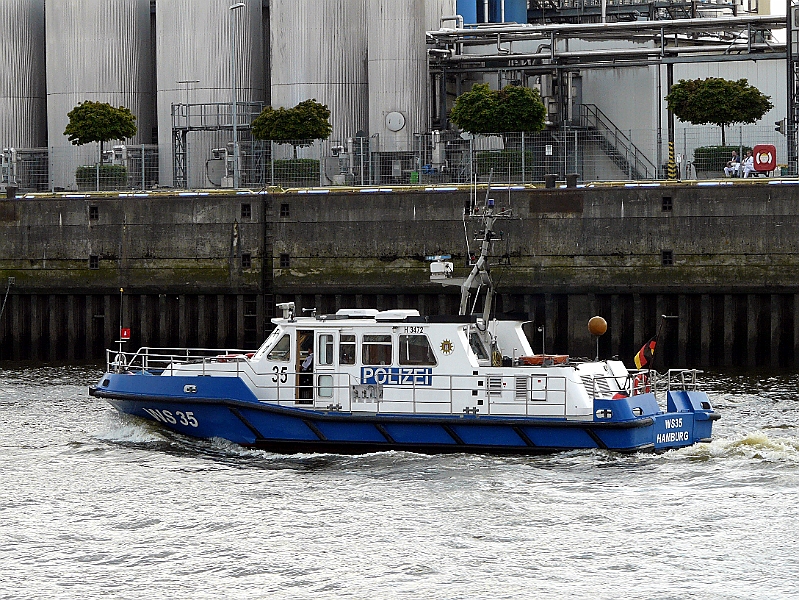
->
436;42;781;63
229;3;245;189
427;14;785;38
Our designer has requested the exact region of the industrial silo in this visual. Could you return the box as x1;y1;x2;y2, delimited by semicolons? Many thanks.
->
155;0;265;188
270;0;368;146
45;0;155;190
369;0;457;152
428;0;458;29
0;0;46;150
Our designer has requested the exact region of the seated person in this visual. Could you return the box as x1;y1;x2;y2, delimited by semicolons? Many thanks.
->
741;150;755;178
724;150;740;177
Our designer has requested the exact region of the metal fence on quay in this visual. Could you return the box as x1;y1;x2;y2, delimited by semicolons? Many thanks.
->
2;124;790;194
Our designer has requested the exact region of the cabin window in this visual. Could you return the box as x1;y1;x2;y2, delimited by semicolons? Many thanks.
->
340;334;356;365
319;334;334;365
398;335;437;366
469;332;489;360
267;334;291;361
318;374;333;397
241;203;251;219
362;334;392;365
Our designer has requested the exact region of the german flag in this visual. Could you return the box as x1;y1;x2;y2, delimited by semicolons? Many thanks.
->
634;336;657;369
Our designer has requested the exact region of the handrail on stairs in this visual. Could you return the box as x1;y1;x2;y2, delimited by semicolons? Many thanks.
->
577;103;658;180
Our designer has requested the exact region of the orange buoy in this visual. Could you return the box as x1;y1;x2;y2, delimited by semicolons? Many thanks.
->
588;316;607;336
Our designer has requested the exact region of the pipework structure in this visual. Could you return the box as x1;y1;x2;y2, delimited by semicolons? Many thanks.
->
427;14;792;172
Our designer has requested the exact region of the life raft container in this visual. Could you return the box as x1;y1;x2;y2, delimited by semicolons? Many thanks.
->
517;354;569;366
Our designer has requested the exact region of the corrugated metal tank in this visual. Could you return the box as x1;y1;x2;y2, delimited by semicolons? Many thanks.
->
0;0;46;149
368;0;455;151
45;0;155;190
155;0;265;187
270;0;368;144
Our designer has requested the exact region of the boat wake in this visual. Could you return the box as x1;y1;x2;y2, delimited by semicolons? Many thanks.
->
677;430;799;463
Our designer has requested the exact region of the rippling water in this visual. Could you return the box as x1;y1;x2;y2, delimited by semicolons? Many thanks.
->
1;366;798;600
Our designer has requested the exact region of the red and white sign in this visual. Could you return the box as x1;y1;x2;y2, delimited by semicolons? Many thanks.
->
120;328;131;340
753;144;777;172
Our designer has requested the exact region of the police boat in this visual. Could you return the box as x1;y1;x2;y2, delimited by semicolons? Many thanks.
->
90;194;719;454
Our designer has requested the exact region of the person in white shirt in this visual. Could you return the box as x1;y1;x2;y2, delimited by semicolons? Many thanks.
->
741;150;755;178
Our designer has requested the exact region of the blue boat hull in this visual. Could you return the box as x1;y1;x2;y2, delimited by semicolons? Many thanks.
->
90;373;719;454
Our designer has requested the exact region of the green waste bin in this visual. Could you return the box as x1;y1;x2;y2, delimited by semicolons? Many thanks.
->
410;171;419;184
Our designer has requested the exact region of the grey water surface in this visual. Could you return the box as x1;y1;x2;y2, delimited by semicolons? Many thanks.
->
1;366;798;600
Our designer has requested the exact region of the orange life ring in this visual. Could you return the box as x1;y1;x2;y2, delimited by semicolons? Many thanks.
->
632;373;651;395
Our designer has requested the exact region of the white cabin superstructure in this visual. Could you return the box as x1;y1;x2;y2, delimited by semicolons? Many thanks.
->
159;305;629;421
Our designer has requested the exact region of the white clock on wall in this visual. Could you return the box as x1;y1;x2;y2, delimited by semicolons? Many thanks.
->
385;111;406;132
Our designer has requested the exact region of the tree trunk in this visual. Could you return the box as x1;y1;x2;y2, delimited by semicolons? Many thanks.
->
721;125;726;147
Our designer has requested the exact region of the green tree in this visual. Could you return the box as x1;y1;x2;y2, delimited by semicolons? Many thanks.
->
63;101;137;156
665;78;773;145
252;99;332;157
449;83;546;134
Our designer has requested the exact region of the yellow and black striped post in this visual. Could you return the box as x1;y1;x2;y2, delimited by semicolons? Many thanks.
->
667;141;677;180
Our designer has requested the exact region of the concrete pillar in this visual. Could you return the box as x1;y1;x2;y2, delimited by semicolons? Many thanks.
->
85;295;94;360
256;294;265;342
237;295;245;349
700;294;710;367
11;294;21;360
771;294;782;369
610;294;621;360
747;294;757;368
545;293;555;354
198;295;207;348
47;295;56;362
178;295;187;348
159;294;167;347
633;294;642;348
724;294;734;367
104;295;113;355
217;295;226;348
139;295;148;348
67;295;76;361
568;294;591;358
29;295;40;361
795;294;799;368
677;294;687;367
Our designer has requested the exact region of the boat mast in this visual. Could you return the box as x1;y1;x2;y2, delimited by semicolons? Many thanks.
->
459;205;497;319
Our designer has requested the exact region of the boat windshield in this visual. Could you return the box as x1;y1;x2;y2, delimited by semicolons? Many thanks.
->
469;332;489;360
267;333;292;362
252;327;282;360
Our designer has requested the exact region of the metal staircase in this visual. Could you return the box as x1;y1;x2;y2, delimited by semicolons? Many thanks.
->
576;104;657;180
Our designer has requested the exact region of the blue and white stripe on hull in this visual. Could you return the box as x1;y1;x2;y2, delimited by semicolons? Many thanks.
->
92;378;717;454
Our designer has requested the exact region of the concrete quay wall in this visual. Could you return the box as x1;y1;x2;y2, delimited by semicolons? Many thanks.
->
1;183;798;367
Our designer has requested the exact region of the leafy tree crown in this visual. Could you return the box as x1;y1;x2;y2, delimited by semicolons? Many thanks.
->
252;99;332;145
450;83;546;134
63;101;137;146
665;78;773;128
